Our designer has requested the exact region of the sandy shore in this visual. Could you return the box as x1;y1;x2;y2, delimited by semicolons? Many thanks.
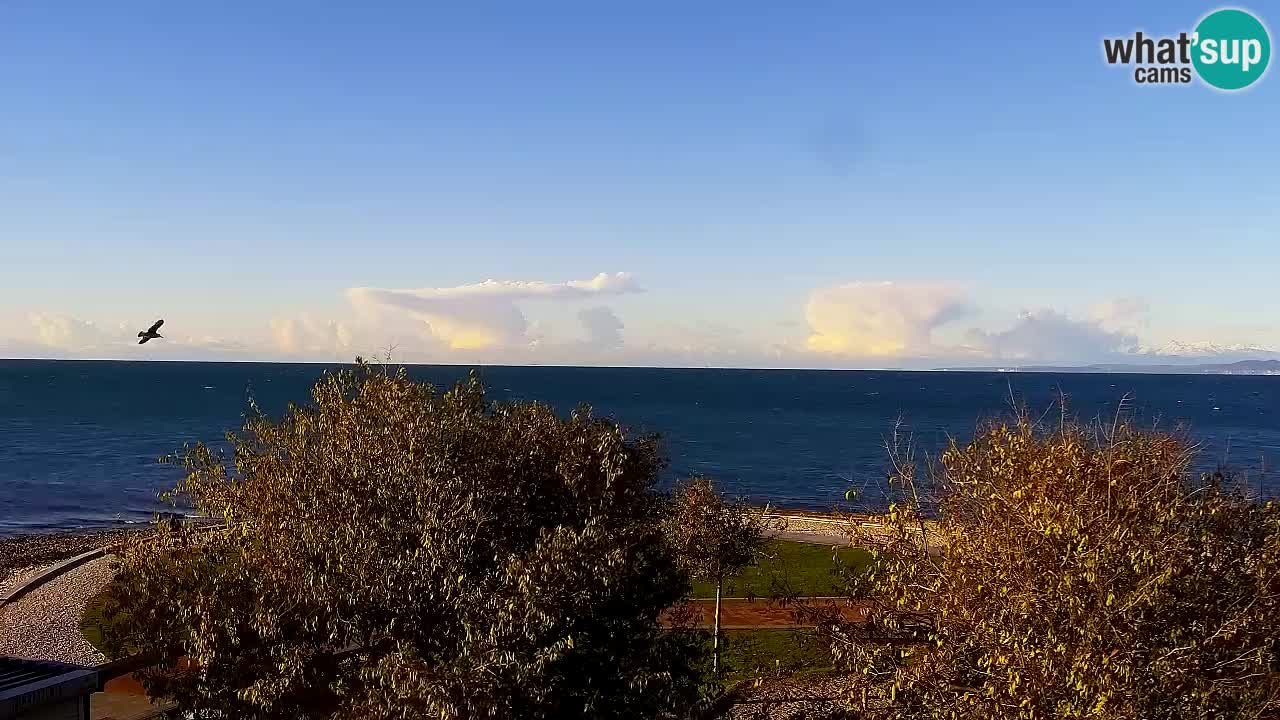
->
757;507;857;538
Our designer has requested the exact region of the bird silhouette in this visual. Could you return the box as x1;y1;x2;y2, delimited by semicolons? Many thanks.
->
137;319;164;344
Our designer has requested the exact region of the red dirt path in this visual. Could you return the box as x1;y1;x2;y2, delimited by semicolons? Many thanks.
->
663;598;867;629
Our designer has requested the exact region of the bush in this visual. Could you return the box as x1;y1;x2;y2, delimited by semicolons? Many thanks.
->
106;363;704;719
833;418;1280;719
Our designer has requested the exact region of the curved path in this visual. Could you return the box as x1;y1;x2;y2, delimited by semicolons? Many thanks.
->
0;554;114;665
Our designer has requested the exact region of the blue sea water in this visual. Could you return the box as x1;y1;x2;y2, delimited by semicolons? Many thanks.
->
0;360;1277;536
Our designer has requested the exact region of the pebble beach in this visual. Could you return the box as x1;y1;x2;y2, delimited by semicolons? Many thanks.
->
0;528;153;667
0;528;145;585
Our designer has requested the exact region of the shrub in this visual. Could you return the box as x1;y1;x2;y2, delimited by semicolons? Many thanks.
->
832;418;1280;719
106;363;704;720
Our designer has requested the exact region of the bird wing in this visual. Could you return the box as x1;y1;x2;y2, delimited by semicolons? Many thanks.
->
138;336;150;345
148;319;165;333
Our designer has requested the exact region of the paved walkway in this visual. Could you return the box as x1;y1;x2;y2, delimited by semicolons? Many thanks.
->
0;554;113;665
766;529;849;546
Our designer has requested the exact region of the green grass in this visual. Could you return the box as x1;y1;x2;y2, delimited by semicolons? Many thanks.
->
84;582;836;692
691;540;871;599
80;584;115;657
718;629;834;683
81;539;866;668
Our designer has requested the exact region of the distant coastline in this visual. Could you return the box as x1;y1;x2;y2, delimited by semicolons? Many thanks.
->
935;359;1280;376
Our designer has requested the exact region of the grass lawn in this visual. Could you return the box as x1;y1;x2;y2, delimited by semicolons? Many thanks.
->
82;581;839;693
81;539;868;666
80;584;118;658
691;540;871;599
718;628;834;682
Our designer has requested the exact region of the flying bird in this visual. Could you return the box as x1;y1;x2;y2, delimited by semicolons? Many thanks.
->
137;319;164;344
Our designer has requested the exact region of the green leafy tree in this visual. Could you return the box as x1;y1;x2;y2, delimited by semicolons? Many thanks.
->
830;418;1280;719
665;476;767;676
105;363;704;720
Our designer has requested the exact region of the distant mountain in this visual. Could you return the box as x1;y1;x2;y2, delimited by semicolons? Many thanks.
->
1141;341;1280;362
937;359;1280;375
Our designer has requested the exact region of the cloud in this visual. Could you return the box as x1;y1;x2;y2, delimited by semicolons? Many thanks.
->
11;313;257;360
966;309;1139;363
577;306;624;349
446;272;638;299
347;272;640;351
1090;297;1150;333
270;316;355;358
804;282;969;357
7;278;1263;369
174;336;254;356
28;313;113;350
798;283;1158;366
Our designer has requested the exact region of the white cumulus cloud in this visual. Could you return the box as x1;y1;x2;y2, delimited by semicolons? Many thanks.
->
28;313;113;350
1090;296;1151;333
804;281;969;357
578;306;624;349
347;273;641;351
966;309;1140;363
270;316;355;358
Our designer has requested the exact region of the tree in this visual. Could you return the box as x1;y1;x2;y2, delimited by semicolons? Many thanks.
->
665;476;768;676
104;363;704;719
830;417;1280;719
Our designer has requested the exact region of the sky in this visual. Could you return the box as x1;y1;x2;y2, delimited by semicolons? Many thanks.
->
2;1;1277;368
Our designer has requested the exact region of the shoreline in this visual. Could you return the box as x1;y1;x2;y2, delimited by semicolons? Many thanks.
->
0;527;155;581
0;506;856;583
0;507;855;563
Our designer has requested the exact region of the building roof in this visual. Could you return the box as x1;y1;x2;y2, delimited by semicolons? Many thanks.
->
0;657;98;719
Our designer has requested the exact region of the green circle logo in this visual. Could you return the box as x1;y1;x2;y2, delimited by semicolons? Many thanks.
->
1193;8;1271;90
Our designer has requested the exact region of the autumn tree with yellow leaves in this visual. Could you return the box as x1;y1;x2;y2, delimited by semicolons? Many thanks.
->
831;418;1280;719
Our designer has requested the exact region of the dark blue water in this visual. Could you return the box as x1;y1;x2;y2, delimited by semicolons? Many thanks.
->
1;360;1277;535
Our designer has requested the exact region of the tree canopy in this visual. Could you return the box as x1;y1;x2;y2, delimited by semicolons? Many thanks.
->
664;476;767;676
665;476;766;587
105;363;703;719
832;418;1280;719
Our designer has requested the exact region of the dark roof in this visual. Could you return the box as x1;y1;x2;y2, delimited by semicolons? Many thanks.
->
0;659;83;695
0;657;98;715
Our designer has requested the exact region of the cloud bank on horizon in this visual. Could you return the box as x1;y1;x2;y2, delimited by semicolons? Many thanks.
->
2;274;1276;368
804;282;971;357
346;272;640;351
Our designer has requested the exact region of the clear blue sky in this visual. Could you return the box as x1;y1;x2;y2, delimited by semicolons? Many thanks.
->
2;1;1277;366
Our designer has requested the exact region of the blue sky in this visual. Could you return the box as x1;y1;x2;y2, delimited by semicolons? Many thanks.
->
2;1;1277;366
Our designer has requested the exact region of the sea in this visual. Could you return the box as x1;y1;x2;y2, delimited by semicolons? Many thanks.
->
1;360;1277;536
